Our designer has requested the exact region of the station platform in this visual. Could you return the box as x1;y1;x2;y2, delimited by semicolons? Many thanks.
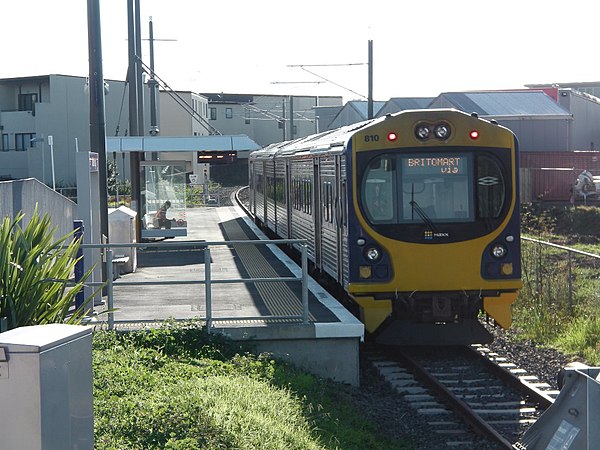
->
109;203;364;385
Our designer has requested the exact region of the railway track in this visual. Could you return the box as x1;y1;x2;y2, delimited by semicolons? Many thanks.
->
365;344;559;449
234;186;563;448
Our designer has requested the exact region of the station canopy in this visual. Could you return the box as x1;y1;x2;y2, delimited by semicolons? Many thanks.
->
107;135;260;153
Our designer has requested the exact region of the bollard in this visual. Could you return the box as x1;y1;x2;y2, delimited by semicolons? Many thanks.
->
73;220;85;309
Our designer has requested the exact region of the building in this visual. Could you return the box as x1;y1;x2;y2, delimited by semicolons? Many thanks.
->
325;100;386;130
429;90;574;152
158;90;213;137
429;88;600;153
0;74;146;186
200;93;343;147
376;97;434;116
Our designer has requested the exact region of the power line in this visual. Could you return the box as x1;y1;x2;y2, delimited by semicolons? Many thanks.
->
137;56;221;135
288;64;368;100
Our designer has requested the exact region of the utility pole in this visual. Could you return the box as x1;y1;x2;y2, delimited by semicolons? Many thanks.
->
289;96;294;140
368;40;374;119
87;0;109;244
148;16;159;138
135;0;144;135
127;0;142;241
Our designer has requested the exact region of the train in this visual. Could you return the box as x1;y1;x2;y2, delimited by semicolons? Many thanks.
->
248;109;522;345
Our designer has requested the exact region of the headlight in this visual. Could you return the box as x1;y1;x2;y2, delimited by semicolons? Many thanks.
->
365;246;382;262
491;244;507;258
434;123;451;140
415;124;430;141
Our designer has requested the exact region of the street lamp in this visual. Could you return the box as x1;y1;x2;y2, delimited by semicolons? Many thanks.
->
47;135;55;190
30;136;46;185
30;135;56;190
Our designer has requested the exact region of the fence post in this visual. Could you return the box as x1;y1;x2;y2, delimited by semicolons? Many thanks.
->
568;250;573;313
536;240;542;295
106;249;114;330
301;244;309;324
73;220;85;309
204;246;212;333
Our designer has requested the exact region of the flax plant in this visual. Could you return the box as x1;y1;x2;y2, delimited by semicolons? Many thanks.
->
0;209;93;330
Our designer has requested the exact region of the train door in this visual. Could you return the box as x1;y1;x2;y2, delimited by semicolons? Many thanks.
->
340;155;350;288
318;155;338;280
249;160;255;216
335;155;344;284
286;159;292;239
313;158;322;270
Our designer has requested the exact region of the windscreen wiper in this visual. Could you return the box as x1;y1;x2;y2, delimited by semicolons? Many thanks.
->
409;200;438;233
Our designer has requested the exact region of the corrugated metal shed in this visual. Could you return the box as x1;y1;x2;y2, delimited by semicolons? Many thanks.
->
429;91;571;117
376;97;434;117
326;101;386;130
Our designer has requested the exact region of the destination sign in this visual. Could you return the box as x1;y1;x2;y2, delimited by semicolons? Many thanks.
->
403;154;467;176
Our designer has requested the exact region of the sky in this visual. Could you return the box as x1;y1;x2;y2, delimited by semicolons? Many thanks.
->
3;1;600;102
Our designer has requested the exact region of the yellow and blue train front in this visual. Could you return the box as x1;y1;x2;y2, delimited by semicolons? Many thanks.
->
346;110;522;345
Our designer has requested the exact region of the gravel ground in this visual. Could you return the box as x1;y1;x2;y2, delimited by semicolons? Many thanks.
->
354;325;583;449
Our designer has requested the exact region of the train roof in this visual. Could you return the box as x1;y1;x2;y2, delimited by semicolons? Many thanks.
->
249;108;512;161
250;117;381;159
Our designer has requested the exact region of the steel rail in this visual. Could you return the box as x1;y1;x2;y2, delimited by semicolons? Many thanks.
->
395;349;515;449
467;346;555;409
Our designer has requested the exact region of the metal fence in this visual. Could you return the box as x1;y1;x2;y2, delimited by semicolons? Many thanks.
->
521;236;600;312
80;239;309;331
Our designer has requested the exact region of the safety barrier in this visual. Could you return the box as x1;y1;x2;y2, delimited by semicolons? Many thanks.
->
79;239;309;331
517;363;600;449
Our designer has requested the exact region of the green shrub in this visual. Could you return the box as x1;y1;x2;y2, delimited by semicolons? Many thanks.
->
0;209;92;330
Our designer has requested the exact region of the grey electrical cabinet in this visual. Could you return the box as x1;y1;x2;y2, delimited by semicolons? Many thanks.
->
0;324;93;450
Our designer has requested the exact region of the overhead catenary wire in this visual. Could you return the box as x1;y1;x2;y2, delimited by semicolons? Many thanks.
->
137;56;222;135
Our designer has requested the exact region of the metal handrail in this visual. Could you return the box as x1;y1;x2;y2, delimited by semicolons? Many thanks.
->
80;239;309;331
522;236;600;260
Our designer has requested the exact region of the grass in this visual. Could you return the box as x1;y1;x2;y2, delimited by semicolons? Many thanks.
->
515;207;600;364
93;322;410;450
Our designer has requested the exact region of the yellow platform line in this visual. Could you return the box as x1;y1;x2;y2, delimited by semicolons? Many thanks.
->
223;220;315;321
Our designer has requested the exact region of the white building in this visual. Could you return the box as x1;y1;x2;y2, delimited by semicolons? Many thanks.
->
0;74;145;186
200;93;343;147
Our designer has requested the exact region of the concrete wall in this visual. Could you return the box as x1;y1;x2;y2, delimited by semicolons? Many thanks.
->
159;91;210;137
219;324;361;386
498;117;572;152
0;178;76;240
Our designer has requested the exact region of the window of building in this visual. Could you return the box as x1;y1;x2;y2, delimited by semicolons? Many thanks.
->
18;93;37;112
2;134;9;151
15;133;35;151
225;107;233;119
210;107;217;120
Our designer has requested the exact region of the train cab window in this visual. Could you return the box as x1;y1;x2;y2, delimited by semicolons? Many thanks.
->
476;155;505;218
360;153;475;226
400;153;473;223
361;157;397;223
